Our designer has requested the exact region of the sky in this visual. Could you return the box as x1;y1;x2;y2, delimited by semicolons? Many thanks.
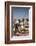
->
11;7;29;19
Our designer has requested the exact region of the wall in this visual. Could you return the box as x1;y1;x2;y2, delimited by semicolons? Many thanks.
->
0;0;36;46
35;3;36;42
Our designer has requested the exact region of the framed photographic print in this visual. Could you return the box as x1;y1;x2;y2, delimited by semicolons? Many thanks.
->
5;1;35;44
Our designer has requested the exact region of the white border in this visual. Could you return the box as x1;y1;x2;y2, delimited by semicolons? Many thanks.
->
10;5;32;40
